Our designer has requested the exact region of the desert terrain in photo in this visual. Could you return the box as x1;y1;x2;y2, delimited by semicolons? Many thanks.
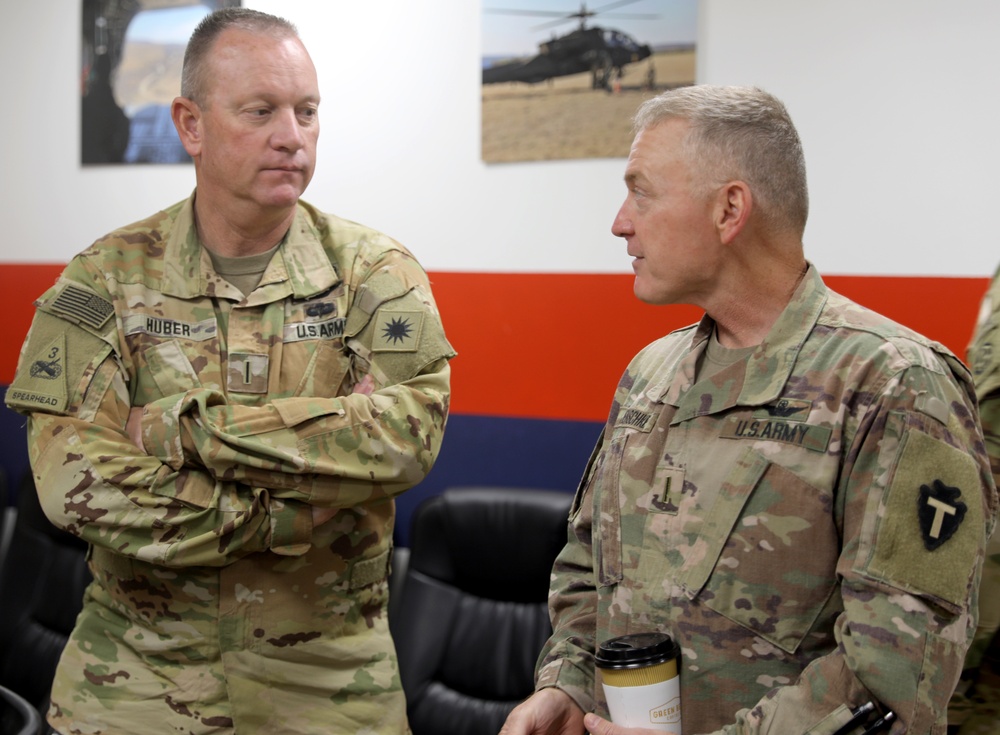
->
482;49;695;164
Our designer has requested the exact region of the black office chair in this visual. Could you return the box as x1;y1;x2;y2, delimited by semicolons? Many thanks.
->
0;468;12;569
390;486;573;735
0;685;41;735
0;474;91;728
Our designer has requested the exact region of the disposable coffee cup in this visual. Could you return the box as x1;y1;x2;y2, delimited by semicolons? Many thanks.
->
595;632;681;733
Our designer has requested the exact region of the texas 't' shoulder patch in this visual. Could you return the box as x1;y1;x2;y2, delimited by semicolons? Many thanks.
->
918;479;968;551
866;427;984;608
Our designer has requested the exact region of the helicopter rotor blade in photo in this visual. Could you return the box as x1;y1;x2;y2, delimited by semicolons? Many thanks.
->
483;1;657;89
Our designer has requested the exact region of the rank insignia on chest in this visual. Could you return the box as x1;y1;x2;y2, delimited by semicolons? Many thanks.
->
228;352;269;394
918;479;967;551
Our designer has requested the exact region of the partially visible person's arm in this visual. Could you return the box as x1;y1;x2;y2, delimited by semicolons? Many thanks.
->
967;389;1000;663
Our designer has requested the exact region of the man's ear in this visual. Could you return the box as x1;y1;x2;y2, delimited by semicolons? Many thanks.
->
715;180;752;245
171;97;202;158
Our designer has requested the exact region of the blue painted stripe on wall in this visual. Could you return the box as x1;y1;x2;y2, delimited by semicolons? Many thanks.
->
393;413;596;546
0;389;28;506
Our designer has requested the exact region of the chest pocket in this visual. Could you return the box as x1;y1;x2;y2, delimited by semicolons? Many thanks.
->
591;419;664;588
123;312;219;403
281;288;352;399
679;448;839;653
593;434;626;587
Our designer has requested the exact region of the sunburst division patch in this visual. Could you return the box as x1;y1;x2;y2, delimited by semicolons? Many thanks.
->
372;309;423;352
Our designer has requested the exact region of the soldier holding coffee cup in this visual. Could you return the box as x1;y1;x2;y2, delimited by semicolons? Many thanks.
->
499;85;996;734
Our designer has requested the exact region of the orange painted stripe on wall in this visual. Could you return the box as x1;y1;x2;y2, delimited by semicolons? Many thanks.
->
432;272;989;421
0;265;989;423
0;264;64;385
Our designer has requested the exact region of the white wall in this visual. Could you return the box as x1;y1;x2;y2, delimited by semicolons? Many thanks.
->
1;0;997;276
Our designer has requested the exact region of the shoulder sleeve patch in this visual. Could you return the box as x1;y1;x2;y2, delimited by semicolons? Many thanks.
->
6;333;69;413
46;283;115;331
5;311;115;417
866;428;985;611
371;309;424;353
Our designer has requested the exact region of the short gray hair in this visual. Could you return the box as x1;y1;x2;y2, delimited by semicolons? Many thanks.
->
634;85;809;236
181;7;299;104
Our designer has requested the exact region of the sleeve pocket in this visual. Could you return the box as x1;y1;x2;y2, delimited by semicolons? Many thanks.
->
864;420;985;613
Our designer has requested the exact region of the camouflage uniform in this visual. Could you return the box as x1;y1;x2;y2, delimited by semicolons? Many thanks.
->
949;267;1000;735
5;195;455;734
535;265;997;734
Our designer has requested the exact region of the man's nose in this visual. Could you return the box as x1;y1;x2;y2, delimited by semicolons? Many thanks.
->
271;108;305;151
611;204;632;237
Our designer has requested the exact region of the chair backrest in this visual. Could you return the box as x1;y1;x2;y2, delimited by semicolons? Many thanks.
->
390;486;573;735
0;474;91;716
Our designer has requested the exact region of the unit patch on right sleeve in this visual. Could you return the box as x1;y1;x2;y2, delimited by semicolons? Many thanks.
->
5;309;117;417
918;479;968;551
866;428;984;610
6;334;69;413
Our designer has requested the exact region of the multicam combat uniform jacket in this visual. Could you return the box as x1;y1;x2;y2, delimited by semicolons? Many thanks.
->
950;267;1000;734
535;265;997;734
5;195;455;734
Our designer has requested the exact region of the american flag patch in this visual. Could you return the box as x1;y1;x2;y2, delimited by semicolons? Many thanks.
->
50;284;114;330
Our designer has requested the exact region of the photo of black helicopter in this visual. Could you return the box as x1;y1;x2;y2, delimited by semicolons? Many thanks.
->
482;1;657;90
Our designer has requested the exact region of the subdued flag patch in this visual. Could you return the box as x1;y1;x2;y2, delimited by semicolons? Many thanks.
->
49;284;114;330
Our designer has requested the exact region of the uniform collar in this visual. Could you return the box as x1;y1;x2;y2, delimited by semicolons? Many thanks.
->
652;263;828;417
161;193;340;300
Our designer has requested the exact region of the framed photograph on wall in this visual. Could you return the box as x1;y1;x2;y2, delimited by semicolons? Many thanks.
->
481;0;698;163
80;0;241;165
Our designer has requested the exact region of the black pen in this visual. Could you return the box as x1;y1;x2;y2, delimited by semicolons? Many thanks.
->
830;701;876;735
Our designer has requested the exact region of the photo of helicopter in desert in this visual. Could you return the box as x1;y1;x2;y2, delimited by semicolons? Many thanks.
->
481;0;697;163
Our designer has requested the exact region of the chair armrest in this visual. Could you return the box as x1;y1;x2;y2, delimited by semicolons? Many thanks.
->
0;683;43;735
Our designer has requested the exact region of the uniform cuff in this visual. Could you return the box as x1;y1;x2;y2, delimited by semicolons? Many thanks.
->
536;658;596;716
140;397;184;469
269;497;312;556
139;389;223;470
